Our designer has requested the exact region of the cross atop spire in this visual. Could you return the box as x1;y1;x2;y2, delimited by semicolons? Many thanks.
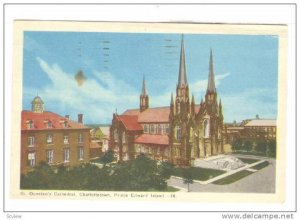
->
178;34;188;87
207;49;216;93
141;75;147;96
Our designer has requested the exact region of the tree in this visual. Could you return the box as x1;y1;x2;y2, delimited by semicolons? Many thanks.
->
158;161;175;180
232;139;243;151
267;140;276;158
182;169;194;192
255;141;266;154
100;149;116;167
243;140;252;152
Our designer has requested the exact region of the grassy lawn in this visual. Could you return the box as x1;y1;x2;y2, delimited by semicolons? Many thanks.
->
251;161;269;170
212;170;253;185
173;167;225;181
237;157;259;164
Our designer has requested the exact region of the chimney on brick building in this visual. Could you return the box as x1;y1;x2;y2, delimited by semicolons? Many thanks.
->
65;115;70;119
78;114;83;124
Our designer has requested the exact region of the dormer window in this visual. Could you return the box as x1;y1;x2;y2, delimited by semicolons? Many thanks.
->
26;120;34;129
60;120;68;128
44;120;52;128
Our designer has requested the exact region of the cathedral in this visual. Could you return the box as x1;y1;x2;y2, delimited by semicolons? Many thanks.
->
110;36;224;167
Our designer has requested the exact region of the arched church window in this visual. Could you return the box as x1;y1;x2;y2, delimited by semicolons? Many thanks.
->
114;130;118;142
204;119;210;138
122;132;126;143
176;126;182;141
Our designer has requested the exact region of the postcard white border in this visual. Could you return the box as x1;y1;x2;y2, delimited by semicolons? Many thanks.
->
2;2;294;214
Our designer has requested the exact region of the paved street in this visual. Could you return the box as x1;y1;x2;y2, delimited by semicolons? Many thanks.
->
168;156;276;193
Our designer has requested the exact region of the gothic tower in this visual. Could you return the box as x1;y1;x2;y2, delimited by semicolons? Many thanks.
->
140;76;149;112
202;49;223;156
170;35;192;167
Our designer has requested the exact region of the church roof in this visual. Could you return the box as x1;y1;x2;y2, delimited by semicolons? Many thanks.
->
21;110;89;130
115;115;143;131
134;134;169;146
122;105;201;124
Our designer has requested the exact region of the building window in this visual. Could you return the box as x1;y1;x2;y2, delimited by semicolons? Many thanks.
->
157;125;162;135
144;124;149;133
165;124;170;134
78;147;84;160
28;136;35;147
64;148;70;162
62;121;68;128
114;130;118;142
45;120;52;128
122;132;126;143
28;152;36;167
175;126;182;141
78;133;84;143
63;135;69;144
150;124;155;134
204;119;210;138
46;150;54;164
26;121;34;129
46;134;53;144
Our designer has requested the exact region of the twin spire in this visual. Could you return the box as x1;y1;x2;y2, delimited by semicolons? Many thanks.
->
177;35;216;95
178;35;188;87
140;35;217;109
207;49;216;93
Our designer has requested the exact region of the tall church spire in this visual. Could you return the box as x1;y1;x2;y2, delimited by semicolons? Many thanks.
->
178;35;187;87
141;75;147;96
207;49;216;93
140;76;149;112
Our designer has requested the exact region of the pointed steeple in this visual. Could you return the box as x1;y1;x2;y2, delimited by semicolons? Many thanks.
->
191;94;195;104
170;92;174;105
207;49;216;93
141;75;147;96
191;94;195;115
178;35;188;87
140;76;149;112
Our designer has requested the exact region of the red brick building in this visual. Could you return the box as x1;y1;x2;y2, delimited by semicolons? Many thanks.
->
21;96;90;174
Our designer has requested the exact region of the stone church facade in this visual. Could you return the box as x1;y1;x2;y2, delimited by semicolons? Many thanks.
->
110;37;224;167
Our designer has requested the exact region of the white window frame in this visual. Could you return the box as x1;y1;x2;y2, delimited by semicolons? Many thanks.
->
63;135;69;144
78;133;84;144
28;152;36;167
46;134;53;144
78;147;84;161
28;136;35;147
46;150;54;164
64;148;70;162
150;124;155;134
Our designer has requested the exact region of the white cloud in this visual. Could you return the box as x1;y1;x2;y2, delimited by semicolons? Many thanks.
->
222;88;277;123
190;72;230;96
28;57;140;123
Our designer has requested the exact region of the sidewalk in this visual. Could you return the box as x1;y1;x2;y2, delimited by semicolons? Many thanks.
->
171;159;266;185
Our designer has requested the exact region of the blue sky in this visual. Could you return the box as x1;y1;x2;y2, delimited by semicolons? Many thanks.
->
22;31;278;124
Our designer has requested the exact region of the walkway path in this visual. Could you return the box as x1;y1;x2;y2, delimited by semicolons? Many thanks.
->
168;156;276;193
